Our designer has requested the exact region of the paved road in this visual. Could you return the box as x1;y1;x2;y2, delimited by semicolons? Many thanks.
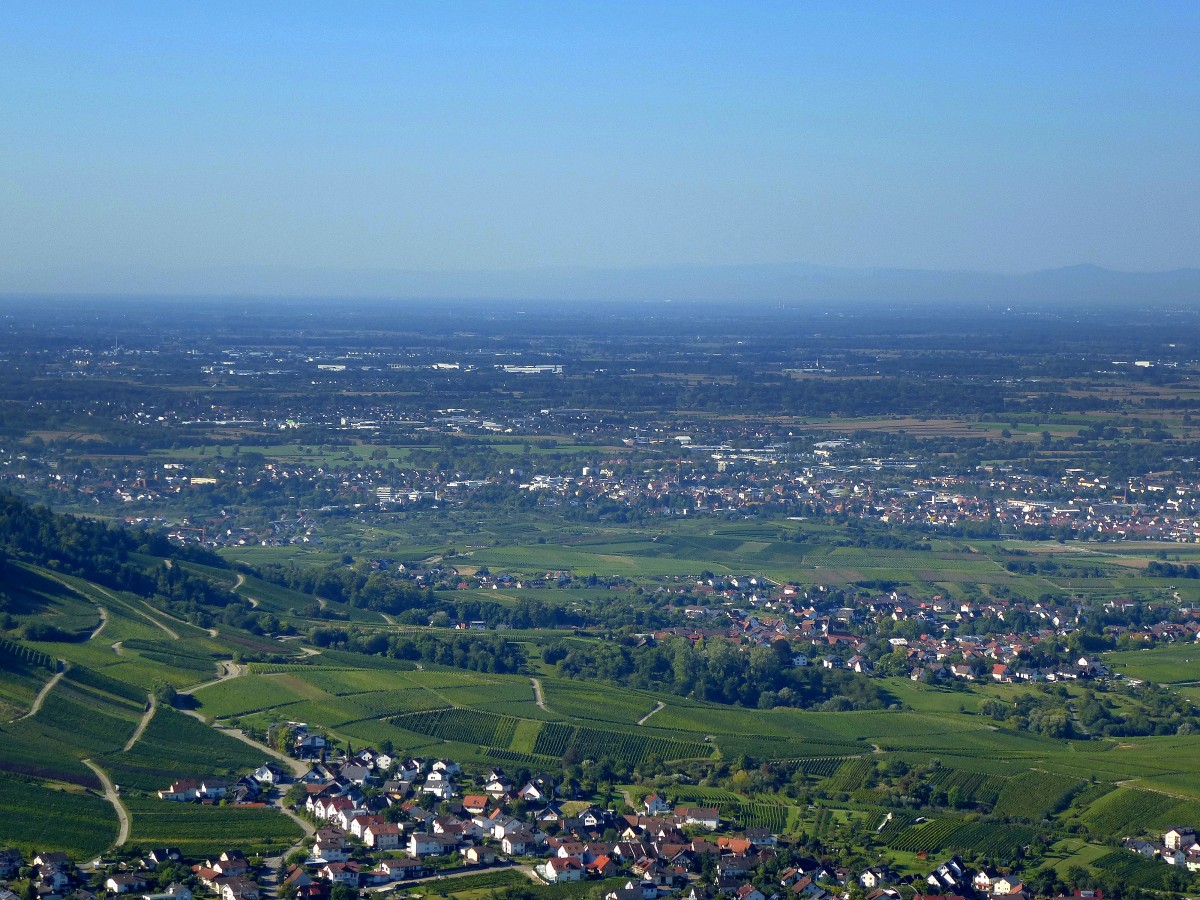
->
637;701;665;725
16;667;66;721
90;606;109;640
361;863;541;893
260;798;317;896
182;660;245;694
82;758;129;848
531;677;546;709
233;573;260;608
185;717;308;778
124;693;157;751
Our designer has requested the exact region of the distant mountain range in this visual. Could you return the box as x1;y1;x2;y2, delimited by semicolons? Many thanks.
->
4;261;1200;306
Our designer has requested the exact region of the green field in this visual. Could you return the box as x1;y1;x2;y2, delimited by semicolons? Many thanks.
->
123;795;303;856
1106;643;1200;684
4;512;1200;887
0;773;118;858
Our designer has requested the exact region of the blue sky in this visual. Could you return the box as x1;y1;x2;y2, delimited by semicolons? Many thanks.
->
1;1;1198;292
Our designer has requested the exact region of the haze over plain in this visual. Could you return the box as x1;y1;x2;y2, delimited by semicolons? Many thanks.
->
1;2;1197;300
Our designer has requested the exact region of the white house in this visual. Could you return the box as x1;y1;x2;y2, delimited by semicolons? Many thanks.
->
542;858;584;883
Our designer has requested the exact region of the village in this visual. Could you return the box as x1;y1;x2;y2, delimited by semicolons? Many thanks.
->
4;735;1194;900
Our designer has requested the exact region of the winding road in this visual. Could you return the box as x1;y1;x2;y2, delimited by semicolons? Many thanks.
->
196;719;308;778
123;693;157;751
181;660;244;694
90;581;180;639
233;573;260;608
531;677;546;710
16;667;66;722
89;606;109;640
82;758;129;848
37;569;179;639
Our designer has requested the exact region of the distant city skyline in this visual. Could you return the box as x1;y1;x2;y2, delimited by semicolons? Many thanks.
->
2;2;1198;297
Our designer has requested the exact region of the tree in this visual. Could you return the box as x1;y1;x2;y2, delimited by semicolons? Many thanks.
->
154;681;178;707
284;782;307;807
274;725;295;755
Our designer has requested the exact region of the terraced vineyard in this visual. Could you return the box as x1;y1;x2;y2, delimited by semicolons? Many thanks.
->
99;707;265;794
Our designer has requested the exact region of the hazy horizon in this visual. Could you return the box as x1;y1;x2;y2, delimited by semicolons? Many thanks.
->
2;2;1198;299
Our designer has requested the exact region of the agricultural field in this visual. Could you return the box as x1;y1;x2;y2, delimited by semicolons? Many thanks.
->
2;522;1200;885
0;650;51;720
1105;643;1200;684
1092;850;1182;891
991;771;1082;820
99;707;266;794
122;795;303;857
887;816;1036;859
1075;787;1188;838
538;679;661;725
191;673;318;720
0;773;118;859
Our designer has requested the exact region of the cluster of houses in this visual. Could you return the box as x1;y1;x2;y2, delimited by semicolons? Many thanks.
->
1124;826;1200;872
157;762;291;805
0;850;194;900
1;744;1159;900
639;593;1129;686
270;752;1079;900
28;376;1200;552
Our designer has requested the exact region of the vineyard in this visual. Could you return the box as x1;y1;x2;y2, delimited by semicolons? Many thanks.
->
191;675;313;720
887;817;1036;858
0;722;100;787
529;720;710;767
782;757;847;779
31;681;141;755
539;679;660;725
485;747;560;766
825;757;876;793
0;635;62;672
337;689;450;721
992;771;1083;820
66;664;149;705
736;801;791;831
927;766;1008;808
1078;787;1183;838
286;666;411;693
391;707;520;747
122;638;221;673
0;773;117;858
873;809;918;839
99;707;264;794
533;722;574;756
124;795;302;856
1093;851;1188;891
